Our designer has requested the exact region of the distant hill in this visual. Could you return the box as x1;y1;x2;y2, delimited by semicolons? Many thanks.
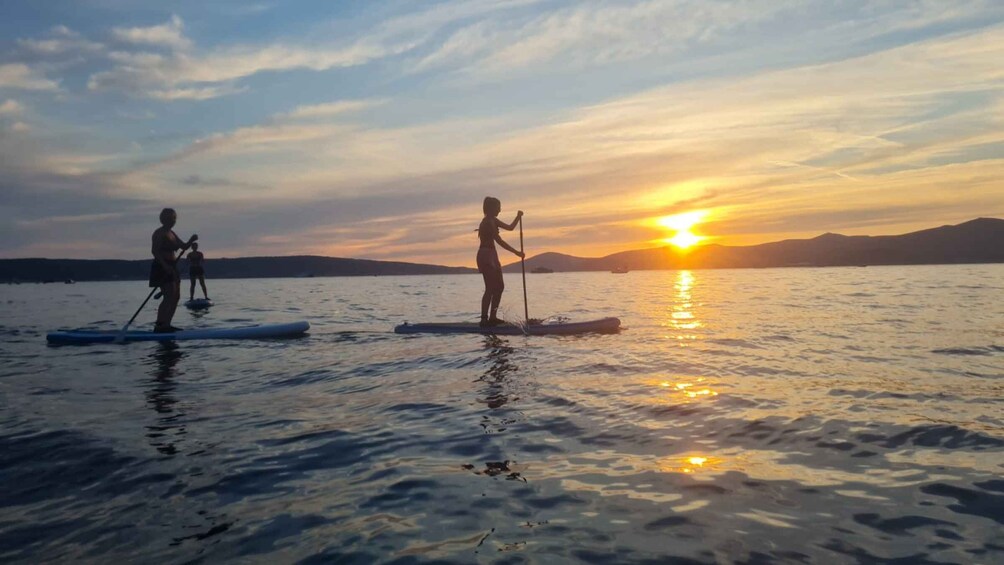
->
0;255;476;283
505;218;1004;272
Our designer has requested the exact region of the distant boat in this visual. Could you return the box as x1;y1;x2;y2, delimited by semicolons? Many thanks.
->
531;266;554;274
64;279;75;284
611;267;629;274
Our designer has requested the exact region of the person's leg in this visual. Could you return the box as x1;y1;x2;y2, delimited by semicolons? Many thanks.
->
156;282;172;329
199;276;208;299
165;279;181;328
480;271;493;323
477;248;493;324
189;276;196;300
489;271;504;322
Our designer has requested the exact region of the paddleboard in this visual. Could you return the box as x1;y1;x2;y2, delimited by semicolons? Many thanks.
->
47;321;310;344
394;317;620;336
185;298;214;309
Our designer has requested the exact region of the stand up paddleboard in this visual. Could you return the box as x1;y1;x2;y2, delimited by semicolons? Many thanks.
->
47;321;310;344
185;298;214;309
394;317;620;336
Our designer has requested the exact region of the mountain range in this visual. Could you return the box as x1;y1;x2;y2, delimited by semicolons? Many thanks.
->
2;218;1001;282
505;217;1004;272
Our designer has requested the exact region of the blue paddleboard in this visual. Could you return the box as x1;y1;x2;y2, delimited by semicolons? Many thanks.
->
185;298;214;309
47;321;310;344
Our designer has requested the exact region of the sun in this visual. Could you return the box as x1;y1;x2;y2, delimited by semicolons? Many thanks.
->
669;231;701;249
658;211;707;249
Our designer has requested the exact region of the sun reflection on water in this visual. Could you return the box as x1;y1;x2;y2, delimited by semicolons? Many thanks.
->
666;271;702;340
659;454;723;474
658;378;719;400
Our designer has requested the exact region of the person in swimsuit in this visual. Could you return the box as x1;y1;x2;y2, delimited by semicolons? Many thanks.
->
187;243;209;301
477;197;523;327
150;208;197;332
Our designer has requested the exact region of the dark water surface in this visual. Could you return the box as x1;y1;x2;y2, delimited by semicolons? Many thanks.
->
1;266;1002;563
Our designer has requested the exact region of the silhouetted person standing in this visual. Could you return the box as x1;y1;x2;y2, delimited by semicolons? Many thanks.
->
150;208;197;332
477;197;523;327
187;242;208;301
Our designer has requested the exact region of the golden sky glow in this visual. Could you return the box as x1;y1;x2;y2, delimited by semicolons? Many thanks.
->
658;211;708;249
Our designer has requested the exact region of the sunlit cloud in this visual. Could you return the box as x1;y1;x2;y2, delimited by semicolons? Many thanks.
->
0;99;23;114
284;99;388;120
0;63;59;91
17;25;105;57
111;14;192;51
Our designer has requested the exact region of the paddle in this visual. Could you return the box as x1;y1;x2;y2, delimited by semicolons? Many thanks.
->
519;215;528;324
114;287;159;343
114;247;191;343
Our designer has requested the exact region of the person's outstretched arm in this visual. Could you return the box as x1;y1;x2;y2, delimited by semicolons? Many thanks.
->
495;235;524;258
180;234;198;251
497;210;523;231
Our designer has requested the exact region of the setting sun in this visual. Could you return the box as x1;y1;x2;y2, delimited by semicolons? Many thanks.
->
658;211;707;249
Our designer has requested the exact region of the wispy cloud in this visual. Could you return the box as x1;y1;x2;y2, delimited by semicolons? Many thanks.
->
284;99;388;119
416;0;1003;81
87;15;420;100
148;84;247;101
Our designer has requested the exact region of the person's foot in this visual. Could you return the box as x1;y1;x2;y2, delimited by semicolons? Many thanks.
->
479;317;490;328
487;317;504;326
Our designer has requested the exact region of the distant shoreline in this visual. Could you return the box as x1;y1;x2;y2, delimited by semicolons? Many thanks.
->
3;260;1002;285
3;218;1002;283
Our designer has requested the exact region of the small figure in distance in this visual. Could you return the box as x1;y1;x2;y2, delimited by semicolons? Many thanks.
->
477;197;523;328
187;242;209;301
150;208;197;332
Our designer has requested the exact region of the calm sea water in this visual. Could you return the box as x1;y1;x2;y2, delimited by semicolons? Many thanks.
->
1;265;1002;564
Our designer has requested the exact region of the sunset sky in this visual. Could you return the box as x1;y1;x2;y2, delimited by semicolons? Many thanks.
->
1;0;1002;266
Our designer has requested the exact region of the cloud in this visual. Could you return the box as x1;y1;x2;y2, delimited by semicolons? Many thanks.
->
148;84;247;101
111;14;191;51
16;25;104;58
415;0;1004;82
87;14;421;100
0;99;23;114
179;174;265;190
16;212;124;229
284;99;387;119
10;122;30;132
84;2;549;101
0;63;59;90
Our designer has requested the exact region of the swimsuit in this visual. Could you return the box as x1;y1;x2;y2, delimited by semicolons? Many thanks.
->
149;230;180;288
476;217;501;273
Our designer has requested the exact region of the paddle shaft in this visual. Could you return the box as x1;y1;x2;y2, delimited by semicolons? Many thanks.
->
519;217;528;323
120;287;158;335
